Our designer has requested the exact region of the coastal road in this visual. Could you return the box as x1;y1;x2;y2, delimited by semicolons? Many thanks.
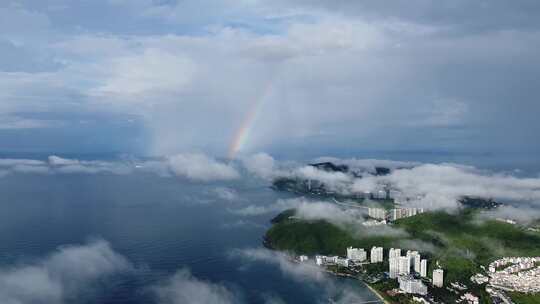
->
332;198;369;209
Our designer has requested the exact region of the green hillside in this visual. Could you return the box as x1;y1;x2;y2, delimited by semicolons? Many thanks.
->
264;209;540;302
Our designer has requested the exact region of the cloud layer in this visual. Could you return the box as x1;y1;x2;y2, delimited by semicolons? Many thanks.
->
237;154;540;221
231;247;374;303
167;154;239;181
152;269;237;304
2;1;540;155
352;163;540;211
0;240;131;304
1;152;539;220
0;153;239;182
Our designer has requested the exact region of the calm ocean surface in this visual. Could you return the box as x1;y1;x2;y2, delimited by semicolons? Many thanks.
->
0;169;379;303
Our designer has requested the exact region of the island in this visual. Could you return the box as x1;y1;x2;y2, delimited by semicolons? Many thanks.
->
271;162;394;199
264;208;540;303
263;162;540;304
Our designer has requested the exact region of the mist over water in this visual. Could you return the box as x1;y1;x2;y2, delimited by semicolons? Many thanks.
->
0;166;378;303
0;152;538;303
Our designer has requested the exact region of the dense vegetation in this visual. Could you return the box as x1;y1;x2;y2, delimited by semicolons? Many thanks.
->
396;210;540;281
265;219;395;255
509;293;540;304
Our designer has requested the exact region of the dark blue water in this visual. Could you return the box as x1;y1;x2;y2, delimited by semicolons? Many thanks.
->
0;171;378;303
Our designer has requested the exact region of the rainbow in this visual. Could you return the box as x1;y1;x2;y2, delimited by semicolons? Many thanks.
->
227;83;273;160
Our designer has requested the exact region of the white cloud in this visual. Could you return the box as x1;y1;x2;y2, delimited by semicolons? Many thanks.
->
480;205;540;224
294;165;353;193
220;219;266;230
231;197;406;236
133;160;172;177
91;48;196;99
294;199;362;224
397;239;437;254
213;187;239;201
47;156;132;175
230;248;375;302
0;159;46;167
237;156;540;222
293;198;408;237
351;163;540;212
0;116;64;130
12;164;50;175
0;154;240;181
233;198;365;225
0;240;131;304
232;197;366;226
230;248;326;283
237;17;387;61
0;156;133;177
48;155;79;166
167;153;239;181
0;158;50;175
152;269;238;304
241;153;280;179
232;198;301;216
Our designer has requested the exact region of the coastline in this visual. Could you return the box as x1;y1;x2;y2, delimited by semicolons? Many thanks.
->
364;282;391;304
289;258;390;303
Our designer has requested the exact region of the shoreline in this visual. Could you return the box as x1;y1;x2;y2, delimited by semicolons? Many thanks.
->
289;258;390;303
364;282;391;304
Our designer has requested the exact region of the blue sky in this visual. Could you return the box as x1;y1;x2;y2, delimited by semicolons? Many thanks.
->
1;0;540;157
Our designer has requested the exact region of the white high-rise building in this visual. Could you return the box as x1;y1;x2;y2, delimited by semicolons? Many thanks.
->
315;256;325;266
389;257;399;279
407;251;421;273
391;208;406;221
398;256;411;275
346;247;367;262
389;248;401;259
370;247;384;263
336;257;349;267
327;256;339;263
399;276;428;295
420;259;428;277
390;208;425;221
368;208;387;220
414;255;422;273
433;269;444;287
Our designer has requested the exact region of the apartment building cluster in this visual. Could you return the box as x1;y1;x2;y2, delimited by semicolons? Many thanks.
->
487;256;540;293
389;249;429;280
388;249;444;295
399;275;428;295
315;255;350;267
314;246;385;267
308;246;446;297
368;207;425;222
313;246;381;267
